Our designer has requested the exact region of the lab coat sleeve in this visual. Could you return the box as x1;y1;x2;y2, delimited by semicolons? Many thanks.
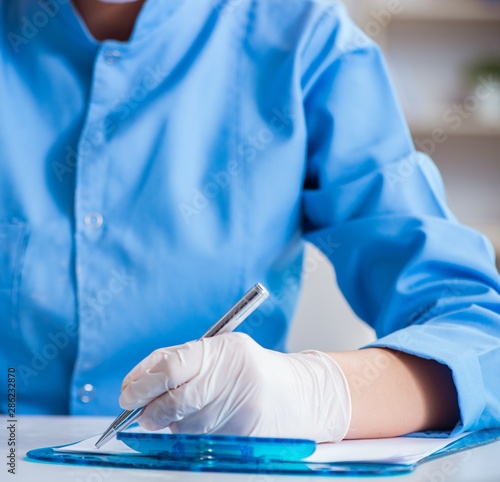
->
300;3;500;433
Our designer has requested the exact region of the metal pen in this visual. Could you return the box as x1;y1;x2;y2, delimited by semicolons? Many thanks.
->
95;283;269;449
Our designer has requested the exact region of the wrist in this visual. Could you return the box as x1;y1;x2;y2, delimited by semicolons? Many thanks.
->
294;350;352;442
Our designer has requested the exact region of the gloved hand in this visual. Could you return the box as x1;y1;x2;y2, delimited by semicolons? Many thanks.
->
119;333;351;442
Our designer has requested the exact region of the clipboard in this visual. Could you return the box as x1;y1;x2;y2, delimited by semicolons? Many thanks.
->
26;429;500;477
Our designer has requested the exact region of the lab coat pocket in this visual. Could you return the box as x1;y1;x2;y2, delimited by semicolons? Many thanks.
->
0;223;29;328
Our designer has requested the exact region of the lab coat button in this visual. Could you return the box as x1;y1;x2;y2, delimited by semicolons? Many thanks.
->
78;384;95;403
104;50;121;65
84;212;104;229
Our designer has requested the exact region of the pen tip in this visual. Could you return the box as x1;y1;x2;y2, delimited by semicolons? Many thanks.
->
95;431;111;449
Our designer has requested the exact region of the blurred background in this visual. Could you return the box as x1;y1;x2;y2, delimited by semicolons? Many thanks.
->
288;0;500;353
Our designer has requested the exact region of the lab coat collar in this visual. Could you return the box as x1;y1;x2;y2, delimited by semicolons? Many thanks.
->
58;0;187;46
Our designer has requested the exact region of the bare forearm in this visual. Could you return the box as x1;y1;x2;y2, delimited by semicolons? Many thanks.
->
329;348;460;439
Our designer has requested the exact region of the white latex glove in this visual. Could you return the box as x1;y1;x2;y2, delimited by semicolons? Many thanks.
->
119;333;351;442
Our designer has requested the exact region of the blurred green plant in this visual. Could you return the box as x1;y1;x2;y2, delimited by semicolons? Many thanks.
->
465;59;500;84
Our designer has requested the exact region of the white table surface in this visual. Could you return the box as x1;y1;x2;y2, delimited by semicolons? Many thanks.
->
3;416;500;482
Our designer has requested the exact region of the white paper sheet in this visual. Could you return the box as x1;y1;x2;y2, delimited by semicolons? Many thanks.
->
304;433;468;465
54;426;173;456
54;430;467;466
54;434;141;455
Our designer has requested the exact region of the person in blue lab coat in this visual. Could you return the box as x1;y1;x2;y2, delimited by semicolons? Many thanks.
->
1;0;499;442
